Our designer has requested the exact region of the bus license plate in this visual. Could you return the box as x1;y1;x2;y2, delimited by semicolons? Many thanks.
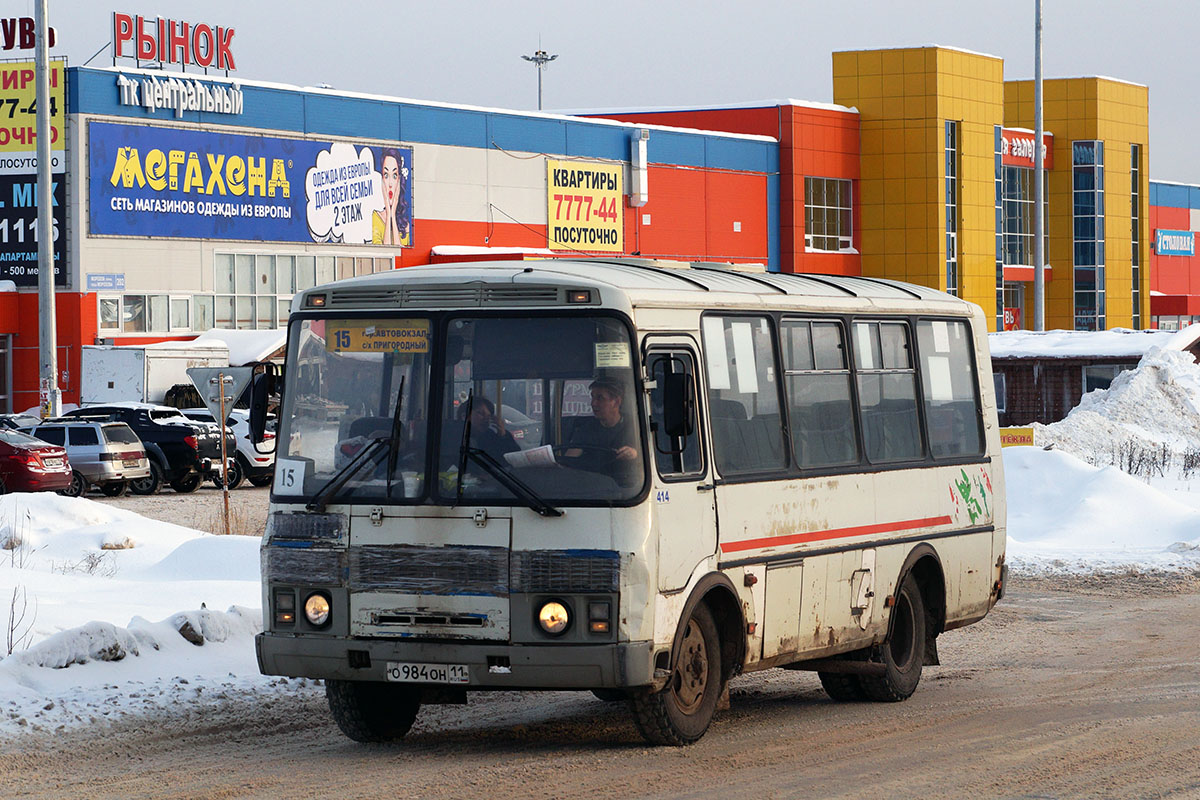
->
385;662;469;684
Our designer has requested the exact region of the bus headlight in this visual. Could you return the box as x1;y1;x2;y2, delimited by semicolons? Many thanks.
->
537;600;570;635
304;592;331;626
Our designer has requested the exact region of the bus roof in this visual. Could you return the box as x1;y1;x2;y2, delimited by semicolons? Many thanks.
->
302;258;971;312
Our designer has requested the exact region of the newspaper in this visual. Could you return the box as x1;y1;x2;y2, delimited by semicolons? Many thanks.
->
502;444;557;469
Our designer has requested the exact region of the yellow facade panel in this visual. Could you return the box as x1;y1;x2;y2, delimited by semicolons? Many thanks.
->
832;52;857;78
882;178;905;204
884;201;905;231
904;72;927;97
883;96;905;118
904;96;927;118
858;49;883;75
903;49;926;73
881;50;904;75
832;76;856;99
858;74;883;99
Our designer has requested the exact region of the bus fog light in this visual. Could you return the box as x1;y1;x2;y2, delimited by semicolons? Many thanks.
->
304;592;331;626
588;601;610;633
537;601;570;635
274;589;296;625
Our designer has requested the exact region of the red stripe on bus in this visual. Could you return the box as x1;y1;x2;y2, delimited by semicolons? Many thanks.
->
719;515;953;554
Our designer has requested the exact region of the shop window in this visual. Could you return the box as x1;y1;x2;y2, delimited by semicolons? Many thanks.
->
195;296;214;331
1072;141;1105;331
123;295;146;333
317;256;335;284
804;177;852;252
296;256;316;291
277;255;295;294
256;255;276;294
99;298;120;330
170;298;189;330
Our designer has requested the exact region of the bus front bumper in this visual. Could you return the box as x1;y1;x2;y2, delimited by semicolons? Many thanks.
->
256;633;657;690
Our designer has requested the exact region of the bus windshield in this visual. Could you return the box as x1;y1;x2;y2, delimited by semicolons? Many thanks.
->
277;313;645;505
437;315;644;504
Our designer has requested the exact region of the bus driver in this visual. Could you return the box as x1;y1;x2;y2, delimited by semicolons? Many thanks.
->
562;378;639;484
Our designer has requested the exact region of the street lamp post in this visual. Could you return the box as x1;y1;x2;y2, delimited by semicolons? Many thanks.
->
521;48;558;111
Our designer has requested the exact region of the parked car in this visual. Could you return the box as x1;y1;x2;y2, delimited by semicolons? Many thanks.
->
181;408;276;489
22;419;150;497
0;413;41;431
63;402;234;495
0;428;72;494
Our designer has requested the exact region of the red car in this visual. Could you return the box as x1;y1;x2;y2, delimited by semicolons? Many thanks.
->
0;428;72;494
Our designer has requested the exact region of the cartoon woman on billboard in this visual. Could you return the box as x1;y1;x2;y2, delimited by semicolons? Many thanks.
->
373;147;412;247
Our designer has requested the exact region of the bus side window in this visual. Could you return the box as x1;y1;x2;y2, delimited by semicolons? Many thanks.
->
701;315;788;475
782;319;859;468
648;352;703;477
853;320;924;463
917;319;985;458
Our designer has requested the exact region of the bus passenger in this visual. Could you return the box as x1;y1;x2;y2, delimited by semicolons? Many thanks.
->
466;397;520;461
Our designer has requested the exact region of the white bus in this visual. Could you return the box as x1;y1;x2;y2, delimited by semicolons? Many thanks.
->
252;258;1006;746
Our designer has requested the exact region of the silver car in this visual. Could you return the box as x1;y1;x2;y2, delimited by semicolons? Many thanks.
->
25;420;151;497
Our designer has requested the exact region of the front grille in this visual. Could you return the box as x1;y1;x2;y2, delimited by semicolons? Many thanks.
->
350;545;508;595
263;546;346;586
511;549;620;592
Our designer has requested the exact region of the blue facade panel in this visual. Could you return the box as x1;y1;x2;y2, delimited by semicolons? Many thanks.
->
705;136;773;174
564;122;630;161
767;173;780;272
1151;181;1194;209
305;95;399;141
650;131;708;169
488;114;567;155
400;105;489;148
206;86;304;131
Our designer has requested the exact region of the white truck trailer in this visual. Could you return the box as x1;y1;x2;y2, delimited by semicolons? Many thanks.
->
81;343;230;405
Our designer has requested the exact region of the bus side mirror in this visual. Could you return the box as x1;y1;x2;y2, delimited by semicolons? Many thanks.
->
248;365;277;444
661;372;693;439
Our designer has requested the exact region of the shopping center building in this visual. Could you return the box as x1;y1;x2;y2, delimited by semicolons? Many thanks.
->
1;28;1196;411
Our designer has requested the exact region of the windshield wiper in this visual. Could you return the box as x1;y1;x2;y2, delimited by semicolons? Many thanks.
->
386;375;407;499
460;446;562;518
456;392;474;504
453;391;560;517
306;436;389;513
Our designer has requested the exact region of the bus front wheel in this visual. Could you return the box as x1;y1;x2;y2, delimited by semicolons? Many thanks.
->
325;679;421;743
859;574;925;702
629;603;722;746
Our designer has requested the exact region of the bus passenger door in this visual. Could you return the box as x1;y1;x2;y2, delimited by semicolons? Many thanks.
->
644;342;717;592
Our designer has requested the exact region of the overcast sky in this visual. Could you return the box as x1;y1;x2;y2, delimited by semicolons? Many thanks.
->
28;0;1200;184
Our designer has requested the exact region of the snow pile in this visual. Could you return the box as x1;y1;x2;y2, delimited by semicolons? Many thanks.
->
1034;347;1200;461
1004;447;1200;574
0;493;279;738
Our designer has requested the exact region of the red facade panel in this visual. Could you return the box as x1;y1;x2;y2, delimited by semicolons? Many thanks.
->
1149;205;1199;302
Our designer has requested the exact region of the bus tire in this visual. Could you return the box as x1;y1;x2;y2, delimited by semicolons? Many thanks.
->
818;671;866;702
629;603;722;746
325;679;420;743
859;574;925;702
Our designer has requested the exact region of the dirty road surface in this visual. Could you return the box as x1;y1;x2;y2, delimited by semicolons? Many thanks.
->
4;575;1198;799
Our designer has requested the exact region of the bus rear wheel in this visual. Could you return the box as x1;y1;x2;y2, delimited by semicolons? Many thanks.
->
629;603;722;746
858;574;925;702
818;671;866;702
325;679;421;743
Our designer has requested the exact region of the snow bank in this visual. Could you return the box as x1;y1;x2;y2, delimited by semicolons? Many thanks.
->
1004;447;1200;574
1034;347;1200;459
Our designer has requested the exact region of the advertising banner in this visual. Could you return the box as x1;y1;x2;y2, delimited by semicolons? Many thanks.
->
1154;229;1194;257
546;159;623;253
1000;128;1054;170
0;59;67;287
89;121;413;247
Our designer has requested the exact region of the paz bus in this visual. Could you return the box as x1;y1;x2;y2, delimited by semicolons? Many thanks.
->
250;258;1006;746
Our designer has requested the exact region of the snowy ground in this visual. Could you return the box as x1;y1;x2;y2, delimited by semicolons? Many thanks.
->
2;343;1200;740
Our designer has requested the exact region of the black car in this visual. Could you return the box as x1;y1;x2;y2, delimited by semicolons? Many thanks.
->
0;413;41;430
63;402;234;494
